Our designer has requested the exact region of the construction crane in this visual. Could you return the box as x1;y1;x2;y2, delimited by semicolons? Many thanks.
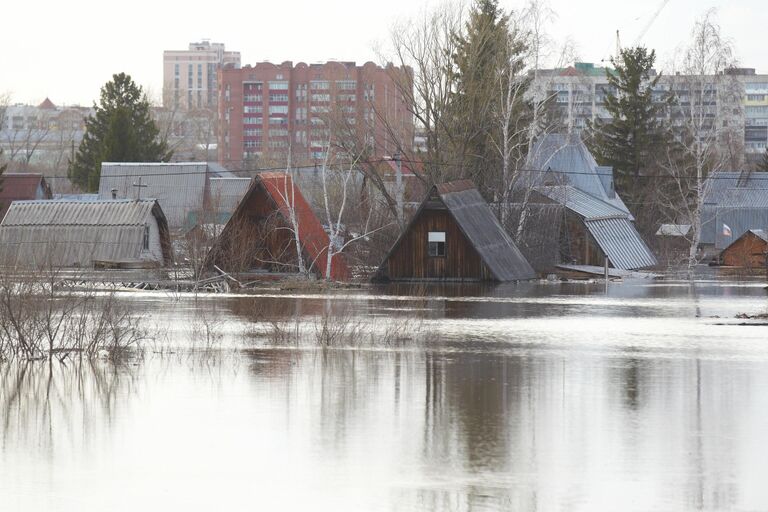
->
633;0;671;45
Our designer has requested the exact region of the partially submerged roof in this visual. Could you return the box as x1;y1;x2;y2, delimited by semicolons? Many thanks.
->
701;172;768;246
215;172;350;280
585;217;658;270
0;199;171;268
381;180;535;281
535;185;626;220
527;133;632;217
532;183;657;270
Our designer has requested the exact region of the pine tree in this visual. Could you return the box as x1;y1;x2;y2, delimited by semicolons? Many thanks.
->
585;47;668;199
450;0;524;195
68;73;170;191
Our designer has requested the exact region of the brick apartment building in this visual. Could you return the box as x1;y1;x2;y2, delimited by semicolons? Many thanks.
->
217;61;413;169
163;41;241;110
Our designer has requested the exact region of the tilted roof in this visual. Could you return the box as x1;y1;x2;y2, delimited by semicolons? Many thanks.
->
526;133;632;217
208;177;251;213
535;185;626;220
584;217;658;270
1;199;159;226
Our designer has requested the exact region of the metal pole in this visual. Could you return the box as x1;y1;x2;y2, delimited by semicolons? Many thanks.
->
604;256;609;281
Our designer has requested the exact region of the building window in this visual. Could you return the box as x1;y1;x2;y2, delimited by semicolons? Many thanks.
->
428;231;446;257
269;81;289;90
143;225;150;251
269;105;288;115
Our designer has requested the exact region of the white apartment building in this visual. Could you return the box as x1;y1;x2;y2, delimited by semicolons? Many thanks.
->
163;41;241;110
531;63;768;163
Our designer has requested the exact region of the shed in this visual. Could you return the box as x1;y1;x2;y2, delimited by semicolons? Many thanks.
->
720;229;768;268
0;173;52;220
0;199;172;269
533;185;657;270
97;162;241;230
376;180;535;282
205;172;350;281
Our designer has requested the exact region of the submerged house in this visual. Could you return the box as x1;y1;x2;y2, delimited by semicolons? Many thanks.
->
513;134;657;271
0;173;52;220
376;180;535;282
205;172;350;281
701;171;768;254
97;162;245;230
720;229;768;268
0;199;172;268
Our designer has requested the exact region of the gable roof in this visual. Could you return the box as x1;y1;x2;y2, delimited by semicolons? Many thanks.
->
0;199;171;267
380;180;535;281
1;199;161;226
229;172;350;281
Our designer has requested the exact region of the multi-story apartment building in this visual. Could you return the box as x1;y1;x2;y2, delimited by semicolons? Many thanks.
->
531;62;768;164
0;98;91;173
217;61;413;169
163;41;241;110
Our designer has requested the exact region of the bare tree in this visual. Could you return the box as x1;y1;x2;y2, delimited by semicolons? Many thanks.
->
659;10;738;271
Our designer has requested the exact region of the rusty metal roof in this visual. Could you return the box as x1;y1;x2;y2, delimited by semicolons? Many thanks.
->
228;172;351;281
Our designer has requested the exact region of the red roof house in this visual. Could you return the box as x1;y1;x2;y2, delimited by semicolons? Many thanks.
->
0;174;53;220
205;172;350;281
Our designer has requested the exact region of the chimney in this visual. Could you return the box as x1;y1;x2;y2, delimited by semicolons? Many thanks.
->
111;188;118;200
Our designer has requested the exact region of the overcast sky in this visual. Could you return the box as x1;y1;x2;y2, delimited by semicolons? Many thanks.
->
1;0;765;106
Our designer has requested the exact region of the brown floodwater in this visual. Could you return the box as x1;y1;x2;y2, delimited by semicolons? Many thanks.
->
1;279;768;511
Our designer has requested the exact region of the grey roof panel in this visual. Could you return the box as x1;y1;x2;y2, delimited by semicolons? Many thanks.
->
208;177;251;213
714;207;768;249
585;217;658;270
438;181;536;281
98;162;209;228
2;199;156;226
535;185;627;220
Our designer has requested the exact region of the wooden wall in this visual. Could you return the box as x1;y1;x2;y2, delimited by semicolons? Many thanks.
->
383;207;492;280
721;234;768;268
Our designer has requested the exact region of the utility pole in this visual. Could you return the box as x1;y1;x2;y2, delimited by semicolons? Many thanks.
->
132;176;148;200
393;152;404;227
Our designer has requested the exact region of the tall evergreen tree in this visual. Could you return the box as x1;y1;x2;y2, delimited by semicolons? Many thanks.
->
450;0;525;195
68;73;170;191
585;47;668;199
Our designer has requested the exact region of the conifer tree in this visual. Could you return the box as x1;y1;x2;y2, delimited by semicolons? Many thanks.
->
585;47;667;199
450;0;526;195
68;73;170;191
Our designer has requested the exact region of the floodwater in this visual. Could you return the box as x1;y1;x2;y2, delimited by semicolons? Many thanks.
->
2;279;768;511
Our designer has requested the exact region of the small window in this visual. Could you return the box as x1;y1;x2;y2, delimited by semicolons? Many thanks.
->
143;225;150;251
428;231;446;257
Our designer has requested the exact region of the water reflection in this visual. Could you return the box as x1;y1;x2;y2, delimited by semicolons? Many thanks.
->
1;281;768;511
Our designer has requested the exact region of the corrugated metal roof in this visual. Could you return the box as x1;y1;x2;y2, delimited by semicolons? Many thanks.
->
526;133;632;217
0;199;170;268
98;162;209;228
221;172;351;281
208;177;251;213
535;185;627;220
719;187;768;208
585;218;658;270
2;199;156;226
749;229;768;243
437;180;535;281
714;208;768;249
